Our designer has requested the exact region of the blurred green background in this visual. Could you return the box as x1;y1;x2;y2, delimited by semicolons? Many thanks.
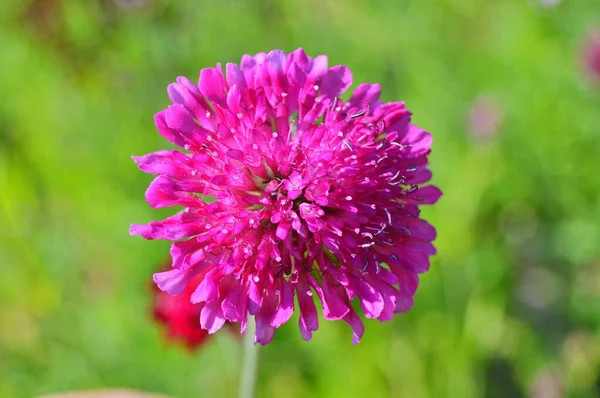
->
1;0;600;397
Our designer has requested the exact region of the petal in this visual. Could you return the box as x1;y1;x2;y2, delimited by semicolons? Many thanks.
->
144;175;203;208
132;150;190;179
222;286;244;321
255;293;277;344
316;278;350;320
153;268;192;295
200;300;226;334
297;281;319;333
199;67;226;106
343;308;365;345
266;50;287;90
128;212;205;241
354;278;384;319
191;268;220;303
226;62;247;89
154;110;185;147
270;282;294;328
400;126;433;157
319;65;352;98
404;185;442;205
348;83;381;110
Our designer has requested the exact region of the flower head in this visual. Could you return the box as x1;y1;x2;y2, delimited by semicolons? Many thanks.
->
132;48;441;344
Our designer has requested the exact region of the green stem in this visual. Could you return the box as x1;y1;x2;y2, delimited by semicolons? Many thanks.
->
238;316;259;398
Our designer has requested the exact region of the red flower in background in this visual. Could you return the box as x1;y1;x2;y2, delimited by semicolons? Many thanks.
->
152;263;235;350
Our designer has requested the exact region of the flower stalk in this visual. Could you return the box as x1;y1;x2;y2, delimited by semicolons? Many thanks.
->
238;316;258;398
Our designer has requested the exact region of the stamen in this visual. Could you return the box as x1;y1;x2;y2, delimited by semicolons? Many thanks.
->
389;171;401;182
374;223;387;236
361;259;369;272
350;110;365;119
376;156;388;165
406;164;418;172
331;97;338;111
406;185;418;194
376;139;389;151
399;227;411;236
389;177;406;186
342;139;354;152
384;208;392;224
360;242;375;248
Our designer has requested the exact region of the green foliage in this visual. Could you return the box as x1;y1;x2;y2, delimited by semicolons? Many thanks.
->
1;0;599;396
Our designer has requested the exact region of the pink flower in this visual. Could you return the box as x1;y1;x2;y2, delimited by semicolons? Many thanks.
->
131;49;441;344
466;95;503;143
583;31;600;81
